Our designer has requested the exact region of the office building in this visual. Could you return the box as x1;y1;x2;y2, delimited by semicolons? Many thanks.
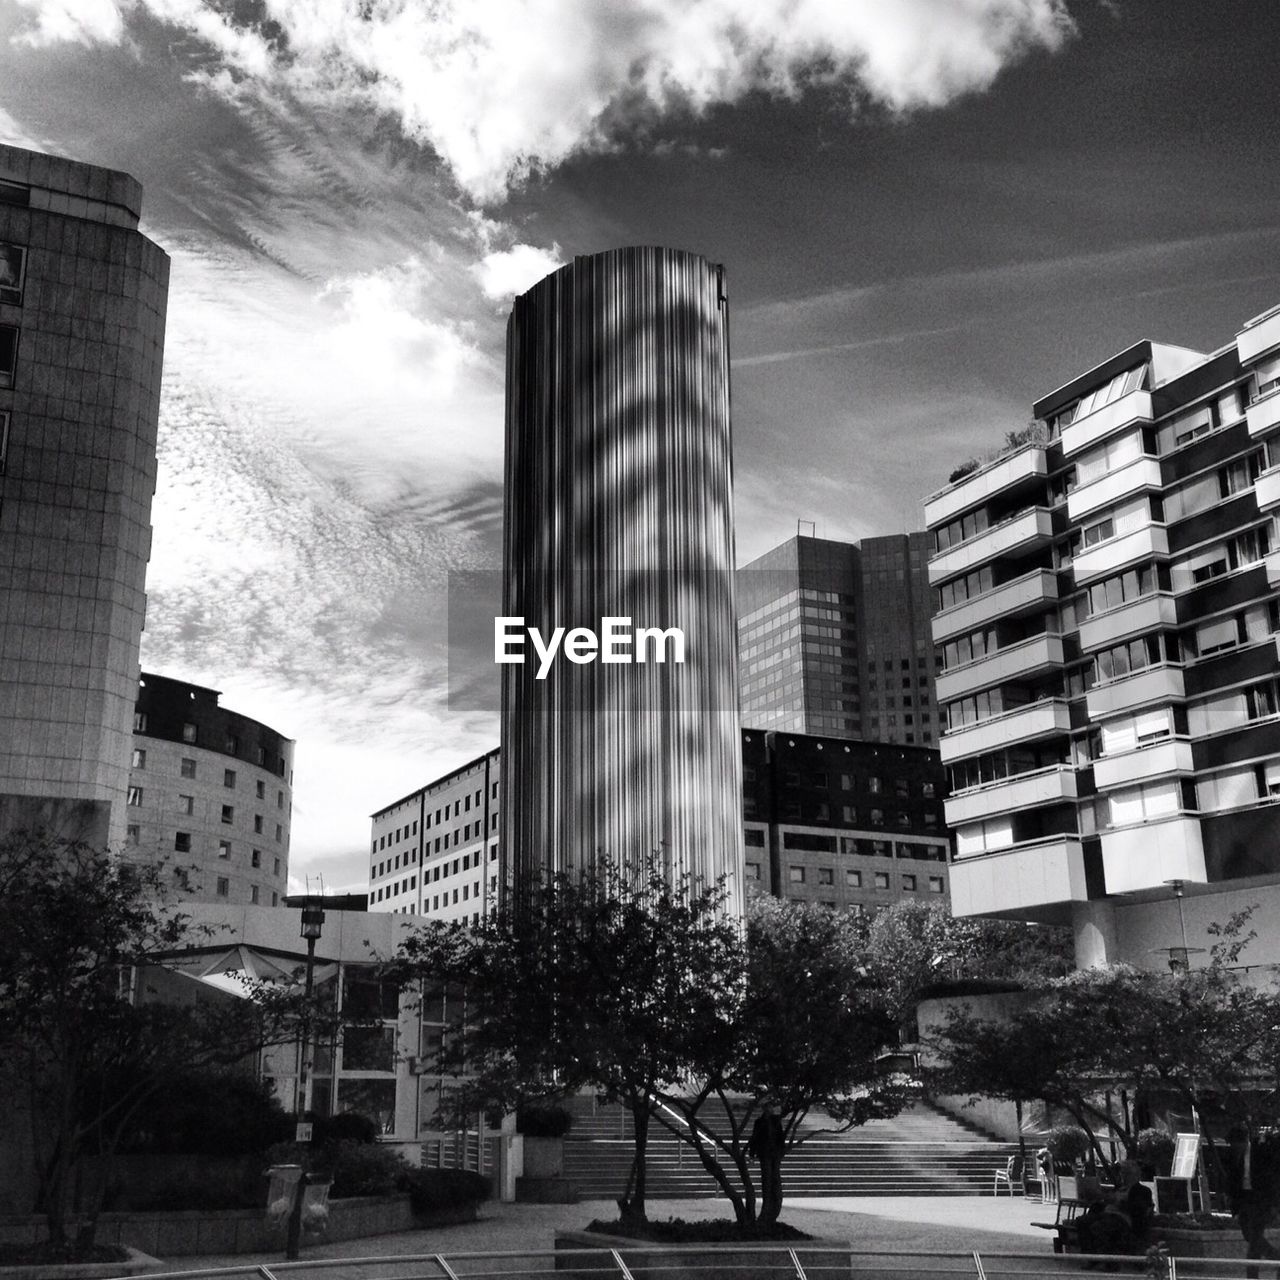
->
127;673;294;906
501;247;742;910
370;732;949;920
926;304;1280;968
737;532;939;744
742;729;950;912
0;145;169;847
370;748;500;922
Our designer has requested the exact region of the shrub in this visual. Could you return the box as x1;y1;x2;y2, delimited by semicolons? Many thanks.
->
516;1104;573;1137
949;459;980;483
402;1167;490;1214
314;1112;379;1146
262;1139;409;1198
119;1071;294;1156
586;1217;811;1242
1046;1125;1092;1166
1137;1128;1177;1177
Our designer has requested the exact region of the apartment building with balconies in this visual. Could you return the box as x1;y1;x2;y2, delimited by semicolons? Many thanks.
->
926;308;1280;969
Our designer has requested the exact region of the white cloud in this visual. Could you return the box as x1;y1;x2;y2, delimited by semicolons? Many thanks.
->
11;0;126;46
472;243;563;301
10;0;1077;202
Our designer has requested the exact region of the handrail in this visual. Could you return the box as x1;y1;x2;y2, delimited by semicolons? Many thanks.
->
130;1246;1280;1280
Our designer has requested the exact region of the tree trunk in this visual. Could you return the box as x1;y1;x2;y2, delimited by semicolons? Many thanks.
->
757;1153;784;1228
618;1097;650;1225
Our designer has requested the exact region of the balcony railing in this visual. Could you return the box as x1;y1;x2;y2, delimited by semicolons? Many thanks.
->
935;632;1064;703
939;698;1071;765
924;441;1049;529
1060;389;1153;457
1101;815;1207;894
1093;737;1194;791
1255;464;1280;512
1066;456;1163;523
928;507;1053;585
949;835;1087;916
1070;522;1169;585
1077;592;1178;654
1086;664;1185;721
931;568;1058;642
1238;303;1280;365
944;765;1077;826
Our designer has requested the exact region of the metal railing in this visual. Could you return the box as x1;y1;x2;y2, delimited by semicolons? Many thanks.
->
128;1246;1280;1280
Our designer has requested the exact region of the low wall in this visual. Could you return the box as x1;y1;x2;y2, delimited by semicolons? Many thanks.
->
0;1198;477;1258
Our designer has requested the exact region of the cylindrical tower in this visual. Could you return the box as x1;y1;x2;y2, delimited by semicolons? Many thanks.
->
501;246;743;913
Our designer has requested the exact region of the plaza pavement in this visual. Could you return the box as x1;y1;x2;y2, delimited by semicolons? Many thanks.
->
153;1193;1064;1278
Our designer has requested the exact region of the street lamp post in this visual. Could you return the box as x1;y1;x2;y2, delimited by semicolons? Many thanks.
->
287;897;326;1262
1164;879;1191;974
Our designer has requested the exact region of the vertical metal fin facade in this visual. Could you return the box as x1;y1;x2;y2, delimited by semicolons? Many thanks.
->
501;246;743;914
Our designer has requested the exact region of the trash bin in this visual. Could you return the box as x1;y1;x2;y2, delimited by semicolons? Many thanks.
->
266;1164;304;1226
300;1179;331;1235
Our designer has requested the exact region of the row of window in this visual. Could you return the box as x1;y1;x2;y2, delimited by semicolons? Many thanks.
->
133;712;287;775
781;864;945;892
125;786;285;839
132;748;286;803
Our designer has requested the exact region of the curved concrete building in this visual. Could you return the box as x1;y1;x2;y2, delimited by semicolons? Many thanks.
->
127;673;294;906
501;246;742;912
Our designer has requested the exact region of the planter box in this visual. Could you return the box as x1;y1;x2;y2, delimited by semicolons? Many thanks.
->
516;1178;579;1205
555;1229;851;1280
1154;1228;1248;1259
0;1199;478;1259
0;1246;160;1279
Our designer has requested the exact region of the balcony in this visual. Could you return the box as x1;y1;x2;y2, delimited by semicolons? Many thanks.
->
939;698;1072;765
1067;457;1163;524
928;507;1054;585
1237;304;1280;366
1060;390;1153;458
931;569;1059;642
1255;465;1280;513
1268;551;1280;589
944;766;1078;826
1071;523;1169;585
936;633;1065;703
925;444;1049;530
1101;816;1207;894
1078;593;1178;654
1086;665;1185;721
949;836;1088;917
1247;389;1280;440
1093;738;1195;791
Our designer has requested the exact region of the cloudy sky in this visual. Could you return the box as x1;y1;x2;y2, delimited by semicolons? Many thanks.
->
2;0;1278;889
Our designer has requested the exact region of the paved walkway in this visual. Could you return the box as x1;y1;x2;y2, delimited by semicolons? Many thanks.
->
151;1193;1062;1277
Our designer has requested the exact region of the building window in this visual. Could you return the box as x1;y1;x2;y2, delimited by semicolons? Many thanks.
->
0;243;26;306
180;722;197;744
788;865;805;884
256;780;265;800
846;869;861;888
133;712;147;732
251;886;259;904
275;823;283;842
254;815;264;834
226;734;240;754
216;877;229;897
874;872;890;890
174;832;191;853
127;786;143;806
218;841;231;859
130;748;146;769
179;794;194;815
278;790;285;809
929;876;944;894
126;824;140;846
274;857;281;876
221;804;234;824
902;874;917;891
817;867;834;885
224;769;236;788
0;324;18;389
180;757;196;778
272;892;279;907
251;849;261;868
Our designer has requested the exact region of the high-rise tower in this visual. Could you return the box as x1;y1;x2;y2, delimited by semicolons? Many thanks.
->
501;247;742;911
0;145;169;847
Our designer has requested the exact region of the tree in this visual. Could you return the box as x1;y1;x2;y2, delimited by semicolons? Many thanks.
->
866;900;1072;1034
0;831;316;1255
392;869;904;1232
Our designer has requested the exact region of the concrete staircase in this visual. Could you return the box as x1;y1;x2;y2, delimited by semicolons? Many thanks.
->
561;1098;1020;1199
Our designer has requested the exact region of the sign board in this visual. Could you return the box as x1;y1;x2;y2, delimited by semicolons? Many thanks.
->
295;1122;313;1143
1172;1133;1200;1179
